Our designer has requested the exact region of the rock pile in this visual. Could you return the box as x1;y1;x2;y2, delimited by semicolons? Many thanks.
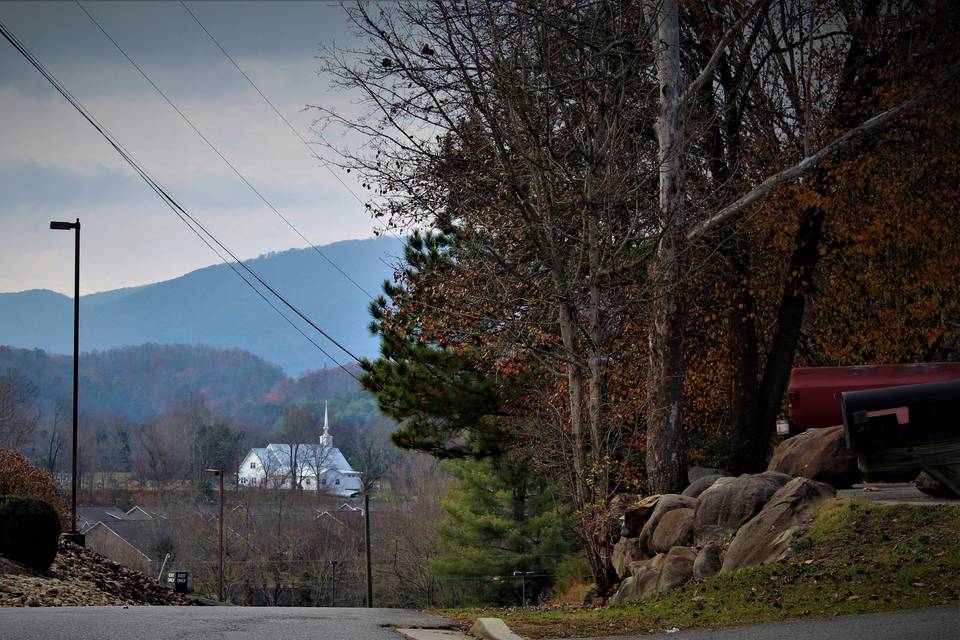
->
0;539;191;607
608;469;835;605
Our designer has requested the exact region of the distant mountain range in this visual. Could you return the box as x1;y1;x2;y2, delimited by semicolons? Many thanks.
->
0;236;402;374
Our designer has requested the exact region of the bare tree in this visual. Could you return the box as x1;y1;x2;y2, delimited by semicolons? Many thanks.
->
0;370;40;453
42;403;66;475
276;406;321;490
317;0;659;588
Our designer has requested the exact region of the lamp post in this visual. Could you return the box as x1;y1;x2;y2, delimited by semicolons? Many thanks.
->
49;219;82;545
204;468;224;602
329;559;338;607
362;480;373;608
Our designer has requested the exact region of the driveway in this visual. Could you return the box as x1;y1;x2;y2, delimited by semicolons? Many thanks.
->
568;605;959;640
0;606;453;640
837;483;958;505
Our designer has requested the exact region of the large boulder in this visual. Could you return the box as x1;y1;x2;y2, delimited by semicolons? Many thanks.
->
622;494;660;537
609;547;696;604
639;495;697;555
611;536;648;580
682;474;723;499
609;554;665;604
693;541;722;579
658;546;697;592
649;508;695;554
627;553;666;598
721;477;835;573
693;472;790;545
767;426;860;488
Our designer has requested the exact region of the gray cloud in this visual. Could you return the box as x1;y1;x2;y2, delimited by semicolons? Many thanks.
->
0;1;380;296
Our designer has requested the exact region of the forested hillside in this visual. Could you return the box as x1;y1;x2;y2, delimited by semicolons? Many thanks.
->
0;343;385;480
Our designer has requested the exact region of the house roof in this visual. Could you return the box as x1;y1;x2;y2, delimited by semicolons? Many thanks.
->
86;519;173;561
77;506;127;532
248;443;356;475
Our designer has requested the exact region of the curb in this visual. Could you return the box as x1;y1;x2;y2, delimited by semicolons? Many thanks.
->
395;629;468;640
469;617;524;640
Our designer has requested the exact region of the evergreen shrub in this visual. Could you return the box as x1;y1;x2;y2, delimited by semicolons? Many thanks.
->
0;495;62;571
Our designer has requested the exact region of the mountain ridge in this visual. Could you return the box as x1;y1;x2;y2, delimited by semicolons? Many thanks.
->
0;236;400;374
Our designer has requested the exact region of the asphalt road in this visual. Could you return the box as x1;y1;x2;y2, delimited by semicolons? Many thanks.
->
1;605;957;640
0;606;454;640
570;605;960;640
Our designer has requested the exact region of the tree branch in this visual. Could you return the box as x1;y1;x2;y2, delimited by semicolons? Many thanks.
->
682;0;769;107
687;63;960;241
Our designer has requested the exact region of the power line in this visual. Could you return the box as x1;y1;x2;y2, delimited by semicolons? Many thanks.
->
74;0;376;301
167;6;499;400
0;16;361;380
177;0;406;248
178;0;365;207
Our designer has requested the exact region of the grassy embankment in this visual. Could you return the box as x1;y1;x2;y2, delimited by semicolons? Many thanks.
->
440;499;960;638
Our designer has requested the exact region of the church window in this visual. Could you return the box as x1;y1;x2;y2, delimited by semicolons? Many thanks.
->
335;479;341;485
250;462;256;469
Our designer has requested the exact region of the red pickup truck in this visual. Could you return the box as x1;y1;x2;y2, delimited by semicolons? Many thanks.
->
784;363;960;434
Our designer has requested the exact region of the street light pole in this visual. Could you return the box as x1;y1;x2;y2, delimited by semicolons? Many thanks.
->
204;468;224;602
329;559;338;607
363;486;373;608
50;219;81;544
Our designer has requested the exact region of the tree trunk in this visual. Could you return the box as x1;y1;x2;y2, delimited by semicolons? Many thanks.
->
645;0;688;494
756;207;825;430
558;302;588;508
645;232;688;493
727;252;761;472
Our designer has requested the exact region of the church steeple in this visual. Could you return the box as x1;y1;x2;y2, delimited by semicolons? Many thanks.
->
321;400;333;447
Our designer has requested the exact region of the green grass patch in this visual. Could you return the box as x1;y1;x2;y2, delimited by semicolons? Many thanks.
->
439;499;960;638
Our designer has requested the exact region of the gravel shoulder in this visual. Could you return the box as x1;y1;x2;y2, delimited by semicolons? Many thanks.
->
0;540;191;607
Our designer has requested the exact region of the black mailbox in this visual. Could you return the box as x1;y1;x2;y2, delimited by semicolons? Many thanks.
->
841;379;959;450
841;380;960;477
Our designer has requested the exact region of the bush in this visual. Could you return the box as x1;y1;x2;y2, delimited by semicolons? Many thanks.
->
550;552;593;604
0;449;68;529
0;495;62;570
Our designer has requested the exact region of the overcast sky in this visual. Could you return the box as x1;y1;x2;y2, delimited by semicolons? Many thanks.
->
0;1;380;296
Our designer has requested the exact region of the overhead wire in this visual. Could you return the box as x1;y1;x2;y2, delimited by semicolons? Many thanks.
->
176;0;407;258
0;15;361;380
74;0;376;301
177;0;365;208
170;4;500;399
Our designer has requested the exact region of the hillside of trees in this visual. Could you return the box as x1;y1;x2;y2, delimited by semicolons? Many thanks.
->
0;343;385;482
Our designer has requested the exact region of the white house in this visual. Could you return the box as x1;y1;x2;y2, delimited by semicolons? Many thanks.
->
237;403;362;497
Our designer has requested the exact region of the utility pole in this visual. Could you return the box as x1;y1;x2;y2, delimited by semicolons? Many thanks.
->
363;487;373;607
204;468;224;601
49;219;82;545
329;560;338;607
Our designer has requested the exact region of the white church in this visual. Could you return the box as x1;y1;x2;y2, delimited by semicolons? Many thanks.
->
237;403;362;497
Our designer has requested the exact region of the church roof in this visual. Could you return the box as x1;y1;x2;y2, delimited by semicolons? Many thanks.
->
249;443;357;475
